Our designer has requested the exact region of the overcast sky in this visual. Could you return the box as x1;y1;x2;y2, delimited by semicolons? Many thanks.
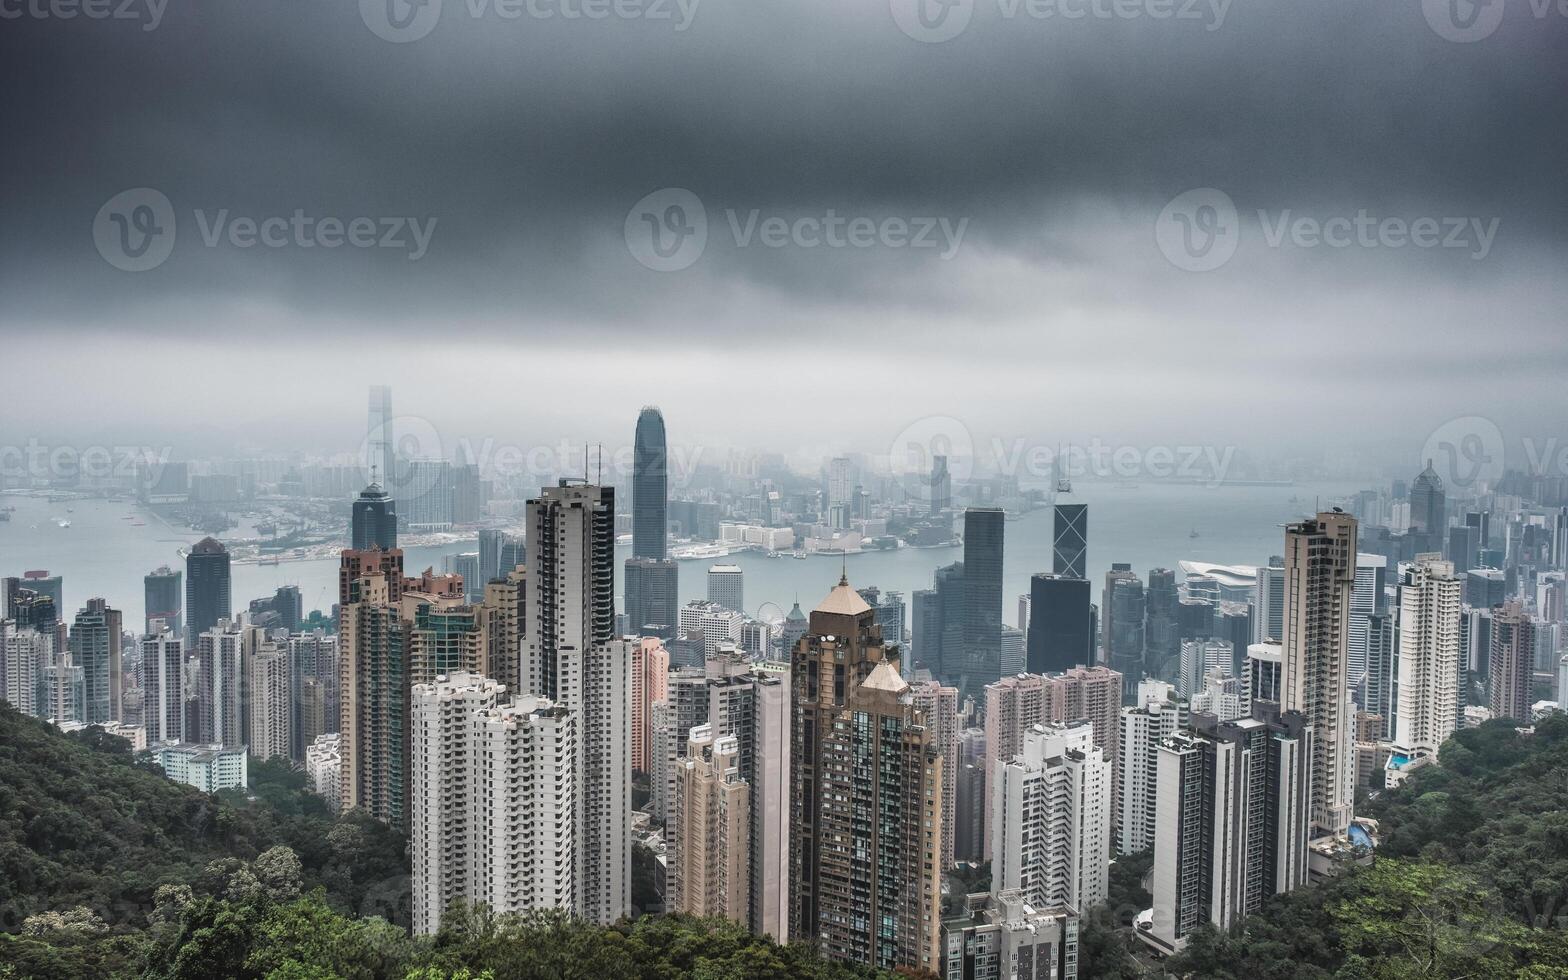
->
1;0;1563;472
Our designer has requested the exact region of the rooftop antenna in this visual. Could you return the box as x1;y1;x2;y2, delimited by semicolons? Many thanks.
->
597;443;602;484
584;443;589;484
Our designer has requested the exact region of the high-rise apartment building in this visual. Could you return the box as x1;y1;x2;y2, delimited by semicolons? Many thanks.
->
1118;680;1187;855
521;482;630;926
1489;602;1536;722
70;598;122;725
339;568;409;828
184;538;231;645
140;625;184;743
790;577;943;971
306;733;342;814
1282;511;1357;836
1392;555;1462;763
631;637;668;772
248;641;292;762
991;720;1110;914
672;723;750;924
2;623;48;717
910;679;961;872
1253;557;1285;643
195;620;246;748
1147;705;1313;955
410;673;575;935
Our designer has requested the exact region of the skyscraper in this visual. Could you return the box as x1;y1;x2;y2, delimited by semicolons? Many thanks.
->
957;507;1005;702
633;406;668;560
1026;574;1093;674
1489;602;1536;722
625;557;679;640
339;568;409;828
1392;555;1462;764
521;481;630;926
672;723;750;924
195;620;246;748
140;624;184;743
184;538;231;646
991;720;1110;914
930;454;951;514
248;640;292;762
1052;503;1087;579
790;576;942;971
1102;565;1146;691
1282;511;1357;836
631;637;669;772
144;566;182;638
351;482;398;551
69;598;122;725
707;563;744;613
1144;568;1180;682
910;679;961;872
1118;680;1187;855
1409;460;1446;550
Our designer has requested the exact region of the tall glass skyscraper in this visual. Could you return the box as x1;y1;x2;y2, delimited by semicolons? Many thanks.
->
351;482;398;551
1052;503;1087;579
633;407;668;560
957;507;1004;702
144;565;182;637
185;537;232;644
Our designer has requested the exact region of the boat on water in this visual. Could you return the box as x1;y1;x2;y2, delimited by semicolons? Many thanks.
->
1189;528;1199;539
56;519;71;529
792;553;808;560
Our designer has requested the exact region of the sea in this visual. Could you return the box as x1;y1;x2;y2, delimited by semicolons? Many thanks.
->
0;481;1362;631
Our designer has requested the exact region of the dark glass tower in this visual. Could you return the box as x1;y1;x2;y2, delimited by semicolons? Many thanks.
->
1052;503;1087;579
1409;460;1446;547
184;537;232;644
144;566;182;637
351;482;398;551
957;507;1004;702
624;556;679;640
633;407;668;560
1025;573;1092;674
1144;567;1180;680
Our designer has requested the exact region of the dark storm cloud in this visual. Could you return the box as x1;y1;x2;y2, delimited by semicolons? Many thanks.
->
1;0;1563;336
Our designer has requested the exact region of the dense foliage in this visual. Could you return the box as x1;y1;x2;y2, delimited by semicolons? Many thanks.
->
1169;714;1568;978
0;704;407;935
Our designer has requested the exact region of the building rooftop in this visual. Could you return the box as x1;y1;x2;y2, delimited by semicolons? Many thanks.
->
815;574;872;616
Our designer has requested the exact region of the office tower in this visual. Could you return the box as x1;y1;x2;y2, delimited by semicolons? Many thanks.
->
1465;568;1507;608
1347;553;1388;693
351;482;398;551
2;623;47;716
1212;603;1252;677
999;626;1025;676
1102;565;1145;691
195;620;246;748
957;507;1005;703
1282;511;1358;836
1119;683;1188;855
1144;568;1180;681
70;598;122;725
672;724;750;924
521;482;631;926
624;557;678;640
827;457;853;515
448;461;482;525
939;892;1079;980
1053;503;1087;579
631;637;669;771
1253;557;1286;643
1489;602;1536;722
633;406;669;560
367;384;394;485
1147;705;1313;955
1017;595;1031;639
1392;556;1462;764
990;720;1110;913
911;680;961;872
5;583;58;634
306;733;342;814
1409;461;1446;550
144;566;182;638
477;528;506;585
248;641;292;762
781;601;809;655
930;454;951;514
141;625;184;743
339;569;409;827
677;601;748;657
790;576;943;971
6;572;63;620
184;538;232;645
410;673;576;935
1554;507;1567;571
1026;574;1093;675
707;564;744;613
1447;525;1476;575
398;458;454;531
249;585;303;632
